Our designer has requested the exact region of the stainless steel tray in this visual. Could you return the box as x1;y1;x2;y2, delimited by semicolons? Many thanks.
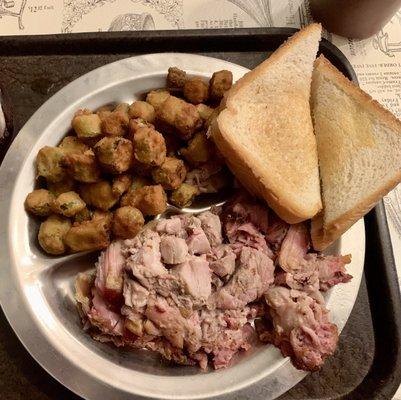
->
0;52;365;400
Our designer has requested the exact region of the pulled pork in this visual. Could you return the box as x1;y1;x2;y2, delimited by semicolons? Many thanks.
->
76;193;351;371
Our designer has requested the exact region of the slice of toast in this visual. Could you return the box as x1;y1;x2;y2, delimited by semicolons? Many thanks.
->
211;24;322;224
311;55;401;250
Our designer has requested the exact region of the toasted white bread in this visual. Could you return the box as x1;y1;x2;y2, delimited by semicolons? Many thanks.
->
211;24;322;224
311;55;401;251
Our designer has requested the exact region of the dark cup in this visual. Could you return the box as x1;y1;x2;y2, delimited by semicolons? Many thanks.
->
310;0;401;39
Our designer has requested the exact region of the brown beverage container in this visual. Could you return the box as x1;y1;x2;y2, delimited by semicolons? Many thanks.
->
310;0;401;39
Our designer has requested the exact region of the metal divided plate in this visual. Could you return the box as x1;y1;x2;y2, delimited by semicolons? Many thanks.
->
0;53;365;400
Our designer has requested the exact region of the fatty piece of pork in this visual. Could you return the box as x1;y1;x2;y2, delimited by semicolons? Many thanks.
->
121;304;145;337
263;286;338;371
314;254;352;291
226;194;269;233
87;288;125;336
76;272;126;337
75;272;95;328
222;195;273;256
212;324;254;369
198;211;223;246
123;277;149;310
278;224;352;291
225;220;273;257
199;307;258;369
274;269;319;293
95;241;125;303
186;226;211;255
145;296;202;353
151;338;203;367
278;223;310;272
212;247;274;310
155;217;183;236
208;244;236;278
172;255;211;302
160;235;188;264
125;227;211;309
125;230;175;297
265;213;289;249
157;215;213;253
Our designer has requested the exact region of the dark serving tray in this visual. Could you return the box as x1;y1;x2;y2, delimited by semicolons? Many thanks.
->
0;27;400;400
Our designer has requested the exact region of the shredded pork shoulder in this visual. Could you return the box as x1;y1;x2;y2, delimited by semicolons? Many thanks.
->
75;194;352;371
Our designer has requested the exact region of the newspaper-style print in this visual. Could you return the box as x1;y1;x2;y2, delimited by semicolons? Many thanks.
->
0;0;27;30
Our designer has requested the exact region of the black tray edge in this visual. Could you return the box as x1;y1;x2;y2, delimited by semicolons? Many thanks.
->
0;26;346;59
4;27;298;55
348;203;401;399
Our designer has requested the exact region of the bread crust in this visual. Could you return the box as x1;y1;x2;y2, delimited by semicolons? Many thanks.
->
211;118;319;224
211;24;322;224
312;172;401;250
224;24;322;109
311;55;401;250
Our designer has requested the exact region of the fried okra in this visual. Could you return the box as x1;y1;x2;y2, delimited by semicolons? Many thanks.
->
131;158;153;177
72;113;102;143
156;95;202;140
79;181;119;211
58;136;89;154
36;146;67;183
112;206;144;239
64;218;110;252
96;105;114;113
29;67;236;256
92;210;113;229
127;118;155;143
133;127;166;167
25;189;55;217
114;102;130;115
47;176;76;197
96;105;113;122
131;175;152;190
196;104;214;121
121;185;167;216
128;101;155;123
51;191;86;217
94;137;133;174
112;174;132;197
151;157;186;190
170;183;198;208
209;70;233;101
180;132;214;166
146;90;170;110
64;149;101;183
101;110;129;137
163;133;182;157
73;207;92;224
38;215;71;255
167;67;186;89
183;77;209;105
